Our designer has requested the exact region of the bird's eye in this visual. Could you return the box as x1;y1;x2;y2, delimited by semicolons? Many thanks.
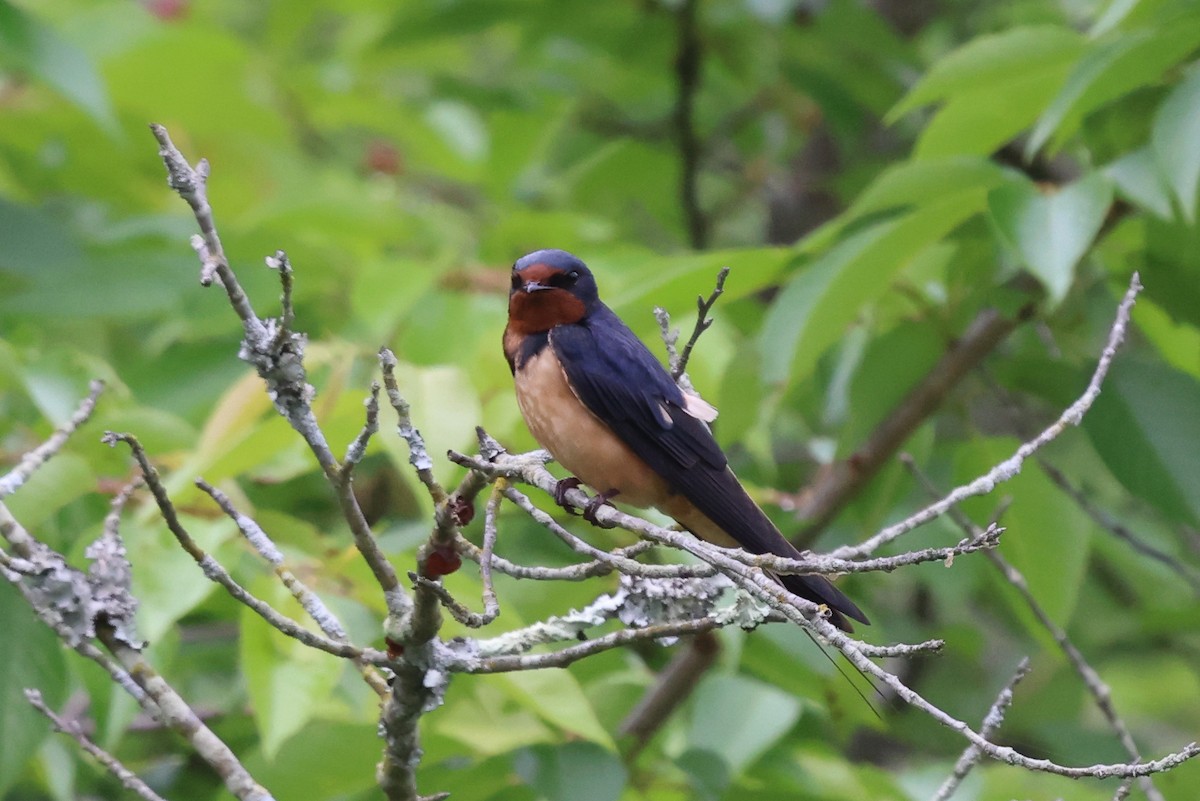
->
510;272;521;290
566;270;580;282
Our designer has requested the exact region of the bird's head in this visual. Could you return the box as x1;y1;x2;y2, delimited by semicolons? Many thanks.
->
507;249;599;334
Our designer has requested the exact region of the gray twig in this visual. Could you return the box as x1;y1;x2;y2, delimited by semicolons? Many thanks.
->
341;382;381;482
102;432;368;661
932;657;1031;801
196;479;389;695
0;380;104;498
25;689;169;801
907;461;1165;801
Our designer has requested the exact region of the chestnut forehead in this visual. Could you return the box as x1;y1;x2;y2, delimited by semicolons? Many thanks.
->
514;262;568;283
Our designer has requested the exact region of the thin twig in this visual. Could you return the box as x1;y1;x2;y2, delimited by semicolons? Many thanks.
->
25;689;169;801
103;433;371;661
0;547;149;706
97;628;275;801
378;348;446;505
464;443;1199;781
907;461;1165;801
150;124;262;326
1038;459;1200;593
0;380;105;498
933;657;1032;801
457;536;680;581
467;617;724;673
196;479;389;695
341;382;381;483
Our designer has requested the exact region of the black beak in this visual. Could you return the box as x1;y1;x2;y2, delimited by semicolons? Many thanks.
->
523;281;552;293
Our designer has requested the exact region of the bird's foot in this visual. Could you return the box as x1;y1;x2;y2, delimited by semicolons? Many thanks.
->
582;489;620;529
553;477;584;514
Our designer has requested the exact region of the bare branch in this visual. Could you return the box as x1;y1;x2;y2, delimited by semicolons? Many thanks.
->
378;348;446;505
933;657;1031;801
152;127;401;605
102;433;370;661
25;689;168;801
467;617;723;673
908;461;1167;801
150;124;262;325
97;628;275;801
656;266;731;387
467;437;1198;780
456;535;678;581
196;479;389;695
341;382;381;483
0;379;104;498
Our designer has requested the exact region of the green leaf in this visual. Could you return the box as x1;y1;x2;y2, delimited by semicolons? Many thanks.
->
128;515;232;642
241;722;381;800
889;26;1084;121
240;577;346;759
493;670;616;750
2;453;91;530
604;247;792;323
377;362;483;490
0;1;117;133
514;743;626;801
434;687;554;757
1026;19;1200;158
1084;357;1200;525
987;172;1114;305
0;581;68;795
1131;296;1200;379
845;157;1009;220
1151;66;1200;222
1103;147;1174;219
761;193;983;387
686;674;802;776
913;67;1072;159
841;322;943;455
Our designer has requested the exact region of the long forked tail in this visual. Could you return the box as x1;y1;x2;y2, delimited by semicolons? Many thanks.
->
777;571;869;632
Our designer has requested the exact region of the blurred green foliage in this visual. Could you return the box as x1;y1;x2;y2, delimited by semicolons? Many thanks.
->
1;0;1199;799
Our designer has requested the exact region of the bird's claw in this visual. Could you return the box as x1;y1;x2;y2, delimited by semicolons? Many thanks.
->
553;477;584;513
582;489;620;529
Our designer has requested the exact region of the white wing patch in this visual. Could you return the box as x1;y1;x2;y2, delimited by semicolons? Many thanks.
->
681;391;718;422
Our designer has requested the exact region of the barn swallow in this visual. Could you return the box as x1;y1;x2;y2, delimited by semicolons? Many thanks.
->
503;249;868;631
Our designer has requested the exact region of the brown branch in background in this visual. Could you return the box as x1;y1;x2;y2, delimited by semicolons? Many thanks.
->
673;0;707;249
786;305;1029;544
620;630;720;759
